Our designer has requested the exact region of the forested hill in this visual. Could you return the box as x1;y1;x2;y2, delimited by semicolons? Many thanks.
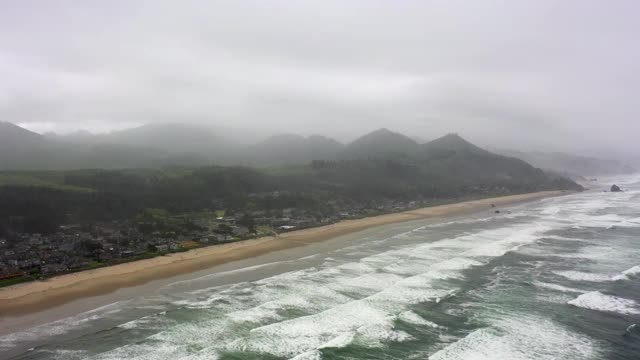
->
0;122;635;178
339;128;420;160
0;132;581;235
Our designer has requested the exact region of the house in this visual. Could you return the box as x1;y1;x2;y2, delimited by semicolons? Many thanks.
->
178;240;200;249
41;263;67;274
278;225;296;231
232;226;250;237
156;244;169;252
282;208;294;217
29;235;43;246
214;234;233;242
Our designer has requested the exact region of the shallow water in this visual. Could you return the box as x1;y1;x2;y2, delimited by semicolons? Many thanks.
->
2;176;640;359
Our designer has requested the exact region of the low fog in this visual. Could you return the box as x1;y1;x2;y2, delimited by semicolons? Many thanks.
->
1;0;639;157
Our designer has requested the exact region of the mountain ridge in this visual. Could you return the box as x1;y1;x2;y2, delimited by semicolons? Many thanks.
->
0;122;633;180
340;128;420;160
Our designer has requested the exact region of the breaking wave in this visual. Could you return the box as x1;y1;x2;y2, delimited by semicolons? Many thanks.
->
568;291;640;315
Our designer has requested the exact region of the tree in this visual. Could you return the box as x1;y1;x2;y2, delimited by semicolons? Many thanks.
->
238;214;256;232
76;239;103;254
216;224;233;235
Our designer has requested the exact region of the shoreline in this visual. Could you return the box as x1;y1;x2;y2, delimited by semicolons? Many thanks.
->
0;191;565;316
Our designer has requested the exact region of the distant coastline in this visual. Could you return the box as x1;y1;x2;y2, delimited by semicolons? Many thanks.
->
0;191;565;316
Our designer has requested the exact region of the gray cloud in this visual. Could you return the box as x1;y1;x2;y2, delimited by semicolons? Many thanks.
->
1;0;639;155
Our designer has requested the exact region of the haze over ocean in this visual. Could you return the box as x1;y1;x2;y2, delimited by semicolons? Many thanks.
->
2;176;640;360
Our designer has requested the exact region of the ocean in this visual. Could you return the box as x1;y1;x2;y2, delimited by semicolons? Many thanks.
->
2;175;639;359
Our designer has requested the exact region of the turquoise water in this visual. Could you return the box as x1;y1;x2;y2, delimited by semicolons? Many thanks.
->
2;176;640;359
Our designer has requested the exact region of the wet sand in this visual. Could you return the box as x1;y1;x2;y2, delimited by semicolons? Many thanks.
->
0;191;564;316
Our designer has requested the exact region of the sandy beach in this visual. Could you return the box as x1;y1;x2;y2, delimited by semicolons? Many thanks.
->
0;191;564;316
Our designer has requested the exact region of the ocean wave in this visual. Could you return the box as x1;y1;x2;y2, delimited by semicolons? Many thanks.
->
164;260;291;289
465;224;549;257
226;301;393;356
540;206;563;215
534;281;585;293
118;311;173;330
429;315;597;360
568;291;640;315
399;311;442;328
0;302;125;351
427;216;496;228
548;246;614;259
290;350;322;360
88;342;220;360
553;271;611;282
612;265;640;281
154;222;554;358
544;235;590;242
570;214;633;229
318;332;355;349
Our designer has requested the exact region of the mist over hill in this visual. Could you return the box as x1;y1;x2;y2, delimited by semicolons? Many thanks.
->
0;128;581;236
242;134;344;166
494;148;637;178
339;128;420;160
0;121;634;181
0;122;583;202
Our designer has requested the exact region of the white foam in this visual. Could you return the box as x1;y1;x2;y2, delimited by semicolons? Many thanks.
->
429;315;597;360
172;295;227;309
554;271;611;282
427;216;498;228
540;206;562;215
568;291;640;315
229;301;392;356
335;262;376;273
34;349;88;360
88;342;221;360
164;260;290;289
566;213;632;229
0;303;125;350
399;311;442;328
544;235;589;243
290;350;322;360
318;332;355;349
391;226;427;239
181;351;221;360
356;322;414;346
118;312;174;330
550;246;613;260
612;265;640;281
210;222;555;357
227;281;353;324
534;281;585;294
148;317;231;347
332;272;404;294
466;225;549;257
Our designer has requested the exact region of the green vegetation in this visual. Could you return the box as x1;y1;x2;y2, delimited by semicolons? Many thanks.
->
0;172;94;192
0;275;31;287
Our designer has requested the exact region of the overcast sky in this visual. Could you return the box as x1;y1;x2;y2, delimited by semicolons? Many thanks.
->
1;0;639;155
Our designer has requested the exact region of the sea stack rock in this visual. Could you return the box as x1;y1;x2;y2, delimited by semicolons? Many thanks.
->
610;184;622;192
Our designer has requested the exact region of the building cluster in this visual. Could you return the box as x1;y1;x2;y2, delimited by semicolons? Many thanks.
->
0;198;433;281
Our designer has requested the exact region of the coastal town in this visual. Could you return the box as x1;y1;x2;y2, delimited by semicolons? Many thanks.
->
0;196;441;285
